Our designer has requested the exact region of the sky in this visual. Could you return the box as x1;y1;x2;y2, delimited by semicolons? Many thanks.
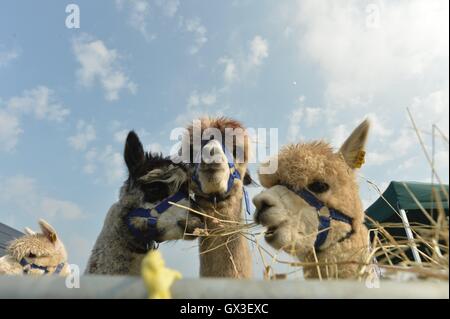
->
0;0;448;278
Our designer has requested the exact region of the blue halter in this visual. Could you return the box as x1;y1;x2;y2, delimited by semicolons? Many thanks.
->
284;185;354;250
192;141;251;215
19;257;65;275
126;190;188;246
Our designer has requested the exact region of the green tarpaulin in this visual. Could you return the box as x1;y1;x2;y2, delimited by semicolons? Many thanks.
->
366;181;449;223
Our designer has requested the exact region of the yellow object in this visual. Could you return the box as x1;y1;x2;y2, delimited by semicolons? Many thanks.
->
141;250;182;299
354;150;366;169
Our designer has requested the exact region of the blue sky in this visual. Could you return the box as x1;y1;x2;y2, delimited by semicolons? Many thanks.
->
0;0;448;278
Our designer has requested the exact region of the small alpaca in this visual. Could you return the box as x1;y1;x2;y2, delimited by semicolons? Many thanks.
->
86;131;203;275
0;219;69;276
253;120;371;279
181;117;253;278
141;250;182;299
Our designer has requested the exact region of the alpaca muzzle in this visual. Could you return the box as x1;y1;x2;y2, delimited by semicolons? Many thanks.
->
192;140;251;215
282;185;354;250
126;190;189;248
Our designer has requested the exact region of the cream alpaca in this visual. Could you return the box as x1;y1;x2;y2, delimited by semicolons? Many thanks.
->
182;117;253;278
254;120;371;279
0;219;69;276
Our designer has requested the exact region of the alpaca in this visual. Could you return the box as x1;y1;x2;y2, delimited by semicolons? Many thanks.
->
253;120;371;279
181;117;253;278
0;219;69;276
86;131;203;275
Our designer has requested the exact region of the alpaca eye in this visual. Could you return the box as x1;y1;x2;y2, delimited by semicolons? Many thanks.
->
143;182;169;202
28;253;36;258
307;181;330;194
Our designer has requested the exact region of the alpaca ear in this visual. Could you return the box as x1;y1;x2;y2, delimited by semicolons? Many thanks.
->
24;227;36;236
243;169;259;186
339;119;370;169
38;219;58;243
124;131;145;176
258;157;279;188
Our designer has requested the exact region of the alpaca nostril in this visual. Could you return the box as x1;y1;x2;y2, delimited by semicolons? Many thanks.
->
255;200;273;223
258;202;272;214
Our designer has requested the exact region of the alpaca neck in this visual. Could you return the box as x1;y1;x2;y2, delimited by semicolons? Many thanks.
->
86;202;146;275
198;187;252;278
302;223;369;279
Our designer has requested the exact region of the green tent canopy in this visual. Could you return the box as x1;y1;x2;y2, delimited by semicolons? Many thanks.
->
366;181;449;223
366;181;448;263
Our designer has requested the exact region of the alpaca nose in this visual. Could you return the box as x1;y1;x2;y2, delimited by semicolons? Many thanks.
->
253;196;275;224
200;140;226;165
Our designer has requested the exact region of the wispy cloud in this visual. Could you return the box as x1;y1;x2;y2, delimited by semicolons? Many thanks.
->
183;18;208;55
83;145;126;185
248;35;269;67
218;57;238;84
7;86;70;122
285;0;448;181
0;175;85;221
0;48;20;68
116;0;156;41
0;86;69;152
72;34;137;101
175;89;227;125
155;0;180;17
295;0;449;109
218;35;269;85
68;120;96;151
0;109;22;152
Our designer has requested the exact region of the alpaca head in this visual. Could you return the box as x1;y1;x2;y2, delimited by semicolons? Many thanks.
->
121;131;203;242
4;219;69;275
183;117;253;197
253;120;370;257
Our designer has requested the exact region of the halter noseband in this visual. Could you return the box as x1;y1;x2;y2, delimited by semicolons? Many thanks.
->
192;141;251;215
19;257;65;275
284;185;354;250
126;190;188;250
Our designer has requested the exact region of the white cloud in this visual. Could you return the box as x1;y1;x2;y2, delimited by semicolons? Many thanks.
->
83;146;126;185
41;198;84;220
409;88;449;135
218;35;269;85
0;48;20;67
73;34;137;101
68;120;96;151
114;128;129;144
295;0;449;108
218;57;238;84
287;96;324;142
155;0;180;17
116;0;155;41
7;86;70;122
0;175;84;221
330;124;349;148
0;109;22;152
287;96;306;142
184;18;208;55
175;90;222;126
175;90;228;126
284;0;449;185
187;90;217;108
249;36;269;67
0;86;69;152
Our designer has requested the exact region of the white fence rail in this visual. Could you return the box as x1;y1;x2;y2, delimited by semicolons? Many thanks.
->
0;276;448;299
